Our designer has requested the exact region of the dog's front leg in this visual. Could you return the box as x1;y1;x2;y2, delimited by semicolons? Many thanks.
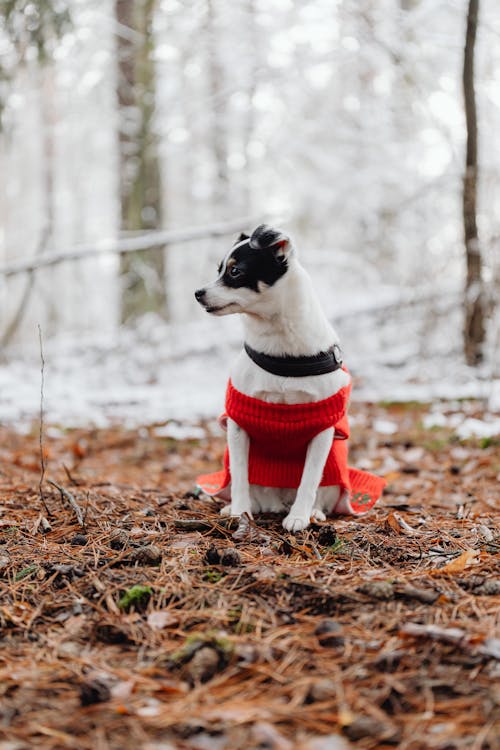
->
227;418;253;518
283;427;334;532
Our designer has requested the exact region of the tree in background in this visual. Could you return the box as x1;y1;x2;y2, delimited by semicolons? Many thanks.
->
0;0;71;347
205;0;229;215
116;0;166;323
462;0;485;366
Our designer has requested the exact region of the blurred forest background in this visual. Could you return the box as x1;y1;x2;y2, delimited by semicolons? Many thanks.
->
0;0;499;424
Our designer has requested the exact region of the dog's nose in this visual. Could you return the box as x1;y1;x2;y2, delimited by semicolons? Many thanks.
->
194;288;206;302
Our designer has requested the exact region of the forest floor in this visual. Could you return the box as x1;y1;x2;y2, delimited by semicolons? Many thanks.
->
0;400;499;750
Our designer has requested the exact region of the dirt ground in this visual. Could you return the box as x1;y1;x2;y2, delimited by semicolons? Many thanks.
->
0;400;499;750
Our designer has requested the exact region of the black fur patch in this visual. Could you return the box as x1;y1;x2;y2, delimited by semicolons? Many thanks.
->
249;224;282;249
220;237;288;292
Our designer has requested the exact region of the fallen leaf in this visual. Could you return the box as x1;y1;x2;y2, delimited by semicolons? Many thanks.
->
385;512;402;534
147;610;179;630
432;549;479;575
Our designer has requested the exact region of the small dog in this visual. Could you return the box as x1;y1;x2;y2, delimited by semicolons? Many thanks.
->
195;225;384;532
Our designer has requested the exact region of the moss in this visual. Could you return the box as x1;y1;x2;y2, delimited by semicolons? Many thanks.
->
117;584;152;611
203;569;223;583
328;538;345;553
15;564;37;581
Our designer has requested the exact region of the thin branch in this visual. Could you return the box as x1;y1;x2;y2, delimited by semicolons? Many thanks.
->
38;325;50;516
1;224;52;348
0;216;267;278
48;480;85;528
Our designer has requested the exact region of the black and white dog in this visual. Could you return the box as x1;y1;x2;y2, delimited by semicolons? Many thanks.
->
195;225;380;532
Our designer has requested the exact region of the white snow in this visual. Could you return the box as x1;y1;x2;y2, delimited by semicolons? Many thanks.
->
373;419;398;435
456;418;500;440
1;301;498;432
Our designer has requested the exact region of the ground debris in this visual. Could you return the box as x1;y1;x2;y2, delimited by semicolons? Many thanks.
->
0;401;498;749
129;544;162;566
314;619;345;648
399;623;500;660
79;679;111;706
358;580;395;600
343;715;400;743
395;582;439;604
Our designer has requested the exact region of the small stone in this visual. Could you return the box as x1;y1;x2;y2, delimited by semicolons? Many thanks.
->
79;679;111;706
186;646;220;684
0;553;10;572
220;548;241;567
71;534;88;546
358;581;394;600
306;678;337;702
314;620;345;648
132;544;162;566
204;544;221;565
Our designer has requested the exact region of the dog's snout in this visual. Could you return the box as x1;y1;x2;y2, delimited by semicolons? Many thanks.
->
195;288;206;302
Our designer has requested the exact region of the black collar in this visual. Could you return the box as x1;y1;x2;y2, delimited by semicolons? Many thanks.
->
244;342;343;377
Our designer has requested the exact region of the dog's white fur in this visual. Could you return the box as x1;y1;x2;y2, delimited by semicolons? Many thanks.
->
202;232;350;532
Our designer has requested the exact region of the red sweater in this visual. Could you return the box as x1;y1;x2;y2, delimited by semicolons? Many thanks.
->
197;380;385;515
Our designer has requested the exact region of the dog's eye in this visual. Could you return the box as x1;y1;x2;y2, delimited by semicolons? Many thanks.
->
229;266;243;278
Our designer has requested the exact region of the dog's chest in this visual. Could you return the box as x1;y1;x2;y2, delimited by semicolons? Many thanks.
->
230;351;351;404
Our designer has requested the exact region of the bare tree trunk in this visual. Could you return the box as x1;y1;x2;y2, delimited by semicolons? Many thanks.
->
116;0;166;324
462;0;485;365
206;0;229;213
1;66;54;348
241;0;257;216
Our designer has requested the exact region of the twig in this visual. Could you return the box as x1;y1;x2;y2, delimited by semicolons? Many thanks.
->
63;463;81;486
48;479;85;528
38;325;50;516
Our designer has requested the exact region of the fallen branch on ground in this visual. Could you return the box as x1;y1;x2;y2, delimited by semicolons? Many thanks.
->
0;216;267;278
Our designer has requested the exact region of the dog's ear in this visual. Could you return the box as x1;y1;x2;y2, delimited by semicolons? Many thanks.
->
249;225;292;262
236;232;250;243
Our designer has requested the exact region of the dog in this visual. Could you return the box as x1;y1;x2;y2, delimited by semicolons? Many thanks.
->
194;225;384;532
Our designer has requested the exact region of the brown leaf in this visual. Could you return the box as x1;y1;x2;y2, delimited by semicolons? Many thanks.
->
432;549;479;575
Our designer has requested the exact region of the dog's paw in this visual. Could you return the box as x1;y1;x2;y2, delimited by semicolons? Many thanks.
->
282;514;310;532
311;508;326;522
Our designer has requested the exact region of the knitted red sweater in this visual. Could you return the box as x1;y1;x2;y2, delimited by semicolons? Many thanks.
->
197;380;385;515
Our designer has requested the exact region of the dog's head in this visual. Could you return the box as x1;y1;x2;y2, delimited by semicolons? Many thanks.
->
195;225;293;315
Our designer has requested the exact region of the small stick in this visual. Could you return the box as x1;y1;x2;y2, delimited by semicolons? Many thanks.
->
63;463;81;486
48;479;84;528
38;324;51;516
